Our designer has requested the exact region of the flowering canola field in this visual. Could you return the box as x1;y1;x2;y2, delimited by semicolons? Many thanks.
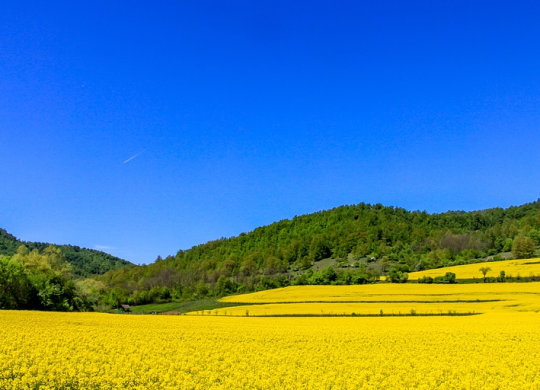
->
214;283;540;316
2;281;540;389
408;258;540;280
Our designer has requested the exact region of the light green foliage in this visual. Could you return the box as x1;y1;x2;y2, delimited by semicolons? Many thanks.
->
479;267;492;282
0;245;91;311
0;228;132;277
512;234;536;259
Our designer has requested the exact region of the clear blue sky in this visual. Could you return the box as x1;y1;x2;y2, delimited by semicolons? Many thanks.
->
1;1;539;264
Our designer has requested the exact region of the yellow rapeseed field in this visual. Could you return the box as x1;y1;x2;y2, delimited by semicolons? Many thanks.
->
2;281;540;389
2;309;540;389
408;258;540;280
211;283;540;316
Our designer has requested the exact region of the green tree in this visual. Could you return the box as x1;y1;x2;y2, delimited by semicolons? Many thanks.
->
7;245;86;311
528;229;540;245
387;267;408;283
0;257;34;309
298;256;312;270
76;279;106;308
216;275;235;296
310;236;331;262
196;280;209;298
220;259;236;277
323;266;337;284
479;267;491;282
512;234;536;259
240;258;257;276
433;272;456;284
108;289;123;309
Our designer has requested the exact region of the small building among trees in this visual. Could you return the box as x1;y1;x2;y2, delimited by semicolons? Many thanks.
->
120;304;131;313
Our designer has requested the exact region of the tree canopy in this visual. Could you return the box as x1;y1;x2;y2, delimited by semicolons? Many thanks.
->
0;229;133;277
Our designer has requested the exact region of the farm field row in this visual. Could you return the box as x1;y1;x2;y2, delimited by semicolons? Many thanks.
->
220;283;540;303
214;280;540;316
191;301;487;316
193;300;534;317
1;310;540;389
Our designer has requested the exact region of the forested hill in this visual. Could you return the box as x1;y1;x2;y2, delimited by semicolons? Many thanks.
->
99;200;540;304
0;228;133;277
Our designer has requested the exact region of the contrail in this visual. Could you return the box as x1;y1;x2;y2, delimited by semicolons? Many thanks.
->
123;150;145;164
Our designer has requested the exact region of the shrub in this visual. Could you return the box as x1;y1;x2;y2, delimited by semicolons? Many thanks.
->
418;276;433;284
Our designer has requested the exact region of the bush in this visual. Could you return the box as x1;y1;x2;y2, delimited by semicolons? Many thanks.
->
433;272;456;284
388;267;408;283
418;276;433;284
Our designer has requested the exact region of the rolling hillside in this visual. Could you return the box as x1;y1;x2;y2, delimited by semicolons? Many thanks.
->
0;228;133;277
99;200;540;306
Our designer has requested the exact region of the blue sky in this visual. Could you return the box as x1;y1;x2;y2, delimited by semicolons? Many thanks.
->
1;1;539;264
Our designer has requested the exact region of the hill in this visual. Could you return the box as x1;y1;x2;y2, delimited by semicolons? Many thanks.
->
99;200;540;307
0;228;133;277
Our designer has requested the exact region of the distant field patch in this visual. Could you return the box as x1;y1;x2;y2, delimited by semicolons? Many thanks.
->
408;258;540;280
214;283;540;316
193;301;486;317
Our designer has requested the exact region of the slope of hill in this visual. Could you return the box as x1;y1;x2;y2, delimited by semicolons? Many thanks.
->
99;200;540;306
0;228;133;277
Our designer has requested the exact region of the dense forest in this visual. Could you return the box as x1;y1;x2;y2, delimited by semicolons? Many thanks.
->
2;200;539;310
0;229;133;277
97;200;540;307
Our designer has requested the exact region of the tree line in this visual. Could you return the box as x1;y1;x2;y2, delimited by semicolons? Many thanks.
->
2;201;539;310
97;200;540;308
0;228;133;277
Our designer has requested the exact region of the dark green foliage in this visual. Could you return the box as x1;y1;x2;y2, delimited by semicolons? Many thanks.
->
195;280;209;298
216;275;237;296
290;266;378;286
61;246;132;277
418;276;434;284
0;229;20;255
0;228;132;277
433;272;457;284
388;267;409;283
418;272;456;284
0;257;34;309
310;236;332;262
